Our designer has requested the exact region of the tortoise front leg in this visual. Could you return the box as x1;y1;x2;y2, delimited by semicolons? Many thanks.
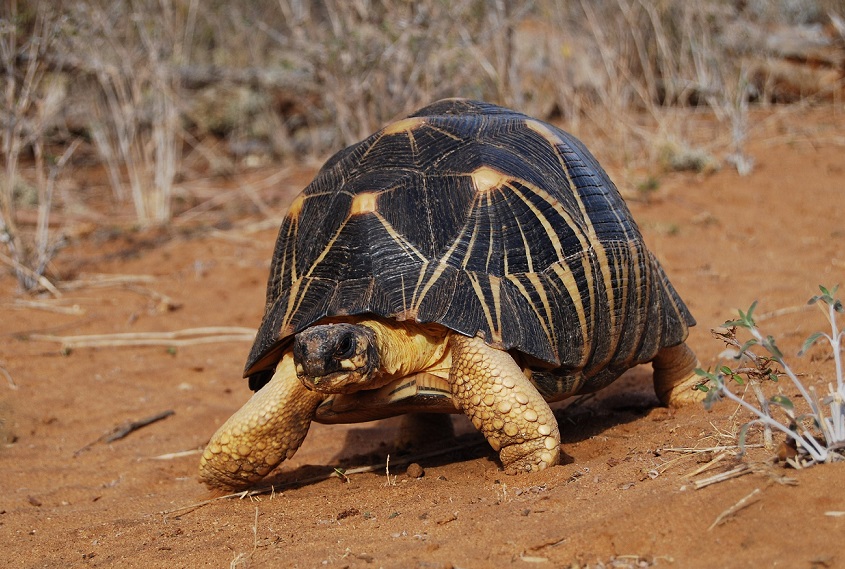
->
199;352;323;489
448;334;560;473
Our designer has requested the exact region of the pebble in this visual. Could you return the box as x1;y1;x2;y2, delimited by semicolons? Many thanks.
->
406;462;425;478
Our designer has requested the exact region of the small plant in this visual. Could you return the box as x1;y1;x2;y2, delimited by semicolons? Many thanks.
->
697;285;845;468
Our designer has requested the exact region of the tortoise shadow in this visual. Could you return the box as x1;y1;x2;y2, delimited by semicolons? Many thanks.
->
555;367;665;444
260;367;664;488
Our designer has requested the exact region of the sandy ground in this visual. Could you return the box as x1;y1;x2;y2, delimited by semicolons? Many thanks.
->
2;106;845;568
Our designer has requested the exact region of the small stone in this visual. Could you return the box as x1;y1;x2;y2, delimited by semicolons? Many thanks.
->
406;462;425;478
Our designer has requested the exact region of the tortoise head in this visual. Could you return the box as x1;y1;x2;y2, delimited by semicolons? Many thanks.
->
293;323;381;394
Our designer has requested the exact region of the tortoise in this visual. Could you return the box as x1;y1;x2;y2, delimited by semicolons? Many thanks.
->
199;98;701;489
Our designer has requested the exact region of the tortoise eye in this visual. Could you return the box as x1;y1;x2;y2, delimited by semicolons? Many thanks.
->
334;334;356;360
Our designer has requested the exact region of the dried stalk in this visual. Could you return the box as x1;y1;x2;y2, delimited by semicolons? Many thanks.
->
31;327;256;351
692;464;751;489
9;299;85;315
68;2;185;226
0;3;72;291
0;365;17;390
708;488;761;530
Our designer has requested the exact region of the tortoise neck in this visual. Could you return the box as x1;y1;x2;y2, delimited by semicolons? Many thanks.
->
360;318;449;379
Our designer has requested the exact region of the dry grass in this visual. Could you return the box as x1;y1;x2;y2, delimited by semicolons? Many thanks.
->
62;1;189;225
0;2;77;291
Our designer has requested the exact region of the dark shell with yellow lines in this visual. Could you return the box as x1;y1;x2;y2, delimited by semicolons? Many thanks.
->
246;99;694;394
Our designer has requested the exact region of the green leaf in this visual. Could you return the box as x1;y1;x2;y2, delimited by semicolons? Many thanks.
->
732;374;745;385
764;336;783;359
737;338;758;356
768;372;779;382
745;301;758;325
719;365;733;375
694;368;719;382
769;394;794;410
820;284;839;297
799;332;824;356
725;302;758;329
812;285;842;310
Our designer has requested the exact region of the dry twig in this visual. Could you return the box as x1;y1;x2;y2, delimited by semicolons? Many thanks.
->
0;365;17;390
58;273;157;289
708;488;761;530
0;251;62;297
148;448;203;461
31;326;256;351
9;299;85;315
692;464;751;489
76;410;175;455
683;452;731;480
230;507;260;568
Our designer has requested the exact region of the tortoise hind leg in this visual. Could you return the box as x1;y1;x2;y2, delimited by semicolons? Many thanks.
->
652;342;704;406
199;353;323;489
448;334;560;473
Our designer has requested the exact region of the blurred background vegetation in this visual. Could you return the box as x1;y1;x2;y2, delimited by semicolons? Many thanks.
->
1;0;844;290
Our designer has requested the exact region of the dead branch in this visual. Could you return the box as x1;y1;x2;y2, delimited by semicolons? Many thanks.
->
58;274;157;289
31;327;256;351
0;364;17;390
76;410;175;455
708;488;761;530
692;464;752;489
0;251;62;297
103;410;175;443
8;299;85;315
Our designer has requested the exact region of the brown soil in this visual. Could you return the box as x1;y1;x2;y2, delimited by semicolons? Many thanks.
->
2;107;844;569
